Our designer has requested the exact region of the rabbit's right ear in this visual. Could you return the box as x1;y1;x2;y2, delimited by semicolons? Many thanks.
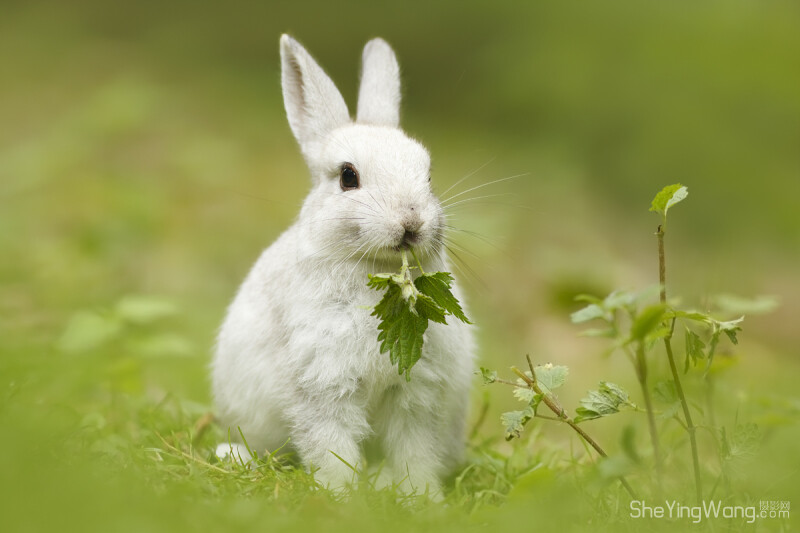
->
280;35;350;158
356;38;401;128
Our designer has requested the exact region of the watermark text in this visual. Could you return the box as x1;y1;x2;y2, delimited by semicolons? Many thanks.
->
629;500;790;524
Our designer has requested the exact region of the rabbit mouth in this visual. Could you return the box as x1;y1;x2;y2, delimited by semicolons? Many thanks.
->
391;230;420;252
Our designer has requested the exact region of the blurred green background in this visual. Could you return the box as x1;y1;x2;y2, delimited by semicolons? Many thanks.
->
1;0;798;531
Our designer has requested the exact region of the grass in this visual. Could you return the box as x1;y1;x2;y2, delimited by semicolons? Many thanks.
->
3;283;798;532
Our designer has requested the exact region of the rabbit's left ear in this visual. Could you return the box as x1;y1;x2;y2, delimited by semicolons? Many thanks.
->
280;34;350;159
356;38;401;128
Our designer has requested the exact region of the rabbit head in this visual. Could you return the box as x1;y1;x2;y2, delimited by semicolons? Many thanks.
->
280;35;443;266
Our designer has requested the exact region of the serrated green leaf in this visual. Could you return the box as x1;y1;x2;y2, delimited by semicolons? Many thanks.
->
706;331;722;374
573;407;601;424
665;187;688;212
533;364;568;393
572;289;655;327
574;407;606;422
371;283;429;380
703;316;744;375
601;381;631;403
479;367;497;384
654;380;678;404
372;283;404;321
674;312;744;352
574;381;633;423
717;317;744;345
370;261;472;380
414;293;447;324
653;380;681;420
574;407;601;423
414;272;471;324
669;309;712;322
657;402;681;420
630;304;667;341
366;273;393;290
398;312;428;376
513;387;537;403
717;316;745;330
376;304;428;381
649;183;688;217
603;290;637;311
646;327;672;346
725;423;761;459
723;329;739;345
509;382;543;412
720;423;761;478
570;303;607;324
502;406;534;440
684;328;706;372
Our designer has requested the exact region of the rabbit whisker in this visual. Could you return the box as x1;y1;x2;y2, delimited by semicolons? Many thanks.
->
350;242;381;281
440;172;528;205
317;190;380;214
442;192;515;210
442;242;486;290
442;201;536;214
364;188;388;216
329;238;373;278
374;181;389;212
440;238;480;261
437;157;497;199
443;224;505;252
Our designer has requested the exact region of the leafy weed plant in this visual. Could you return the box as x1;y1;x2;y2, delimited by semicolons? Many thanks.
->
481;184;766;509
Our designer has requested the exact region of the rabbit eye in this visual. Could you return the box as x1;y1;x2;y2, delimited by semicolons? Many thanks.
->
340;163;360;190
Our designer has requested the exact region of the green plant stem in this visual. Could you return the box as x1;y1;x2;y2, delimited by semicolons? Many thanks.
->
705;374;717;429
512;360;638;500
635;342;663;480
469;394;490;440
511;367;602;454
409;248;425;273
625;344;662;479
672;414;688;431
657;225;703;503
664;334;703;502
493;377;526;388
658;224;667;303
534;413;562;422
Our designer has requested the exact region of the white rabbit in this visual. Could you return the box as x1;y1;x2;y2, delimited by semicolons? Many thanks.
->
212;34;476;496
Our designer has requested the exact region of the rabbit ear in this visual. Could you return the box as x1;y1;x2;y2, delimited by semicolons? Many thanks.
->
280;35;350;156
356;38;401;128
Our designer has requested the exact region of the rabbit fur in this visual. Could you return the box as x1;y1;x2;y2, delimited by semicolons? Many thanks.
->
212;34;476;495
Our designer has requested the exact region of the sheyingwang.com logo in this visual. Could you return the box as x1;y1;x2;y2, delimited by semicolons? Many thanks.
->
630;500;790;524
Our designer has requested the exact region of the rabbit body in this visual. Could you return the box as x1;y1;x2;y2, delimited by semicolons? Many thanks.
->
212;35;475;494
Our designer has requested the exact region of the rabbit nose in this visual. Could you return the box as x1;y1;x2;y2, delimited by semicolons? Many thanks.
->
401;210;423;233
398;209;423;247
